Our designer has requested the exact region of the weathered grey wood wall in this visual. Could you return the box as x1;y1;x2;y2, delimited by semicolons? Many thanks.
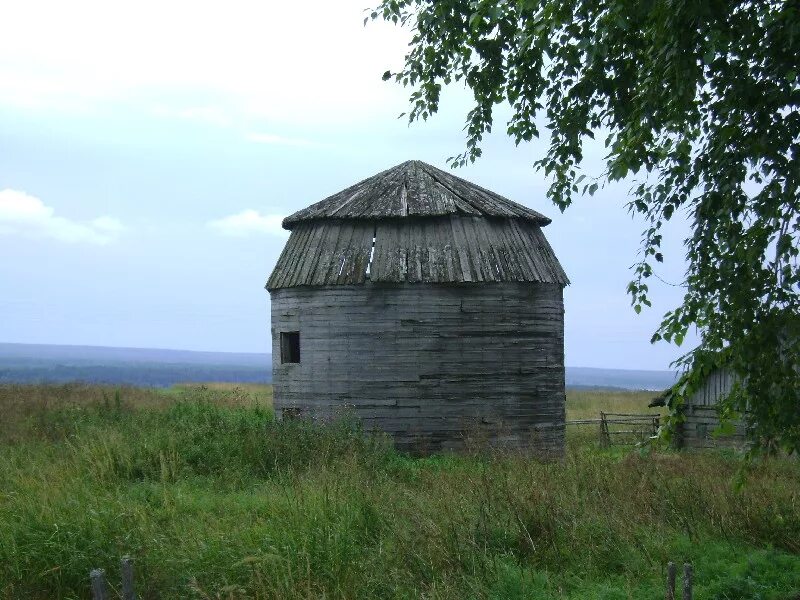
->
687;369;736;407
270;282;565;456
676;369;747;449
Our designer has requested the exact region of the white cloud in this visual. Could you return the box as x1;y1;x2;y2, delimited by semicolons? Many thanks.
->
0;189;124;244
0;0;410;126
245;132;322;148
91;216;125;234
208;210;287;238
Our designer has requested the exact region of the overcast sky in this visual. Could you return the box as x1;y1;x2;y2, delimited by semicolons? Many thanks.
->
0;0;697;370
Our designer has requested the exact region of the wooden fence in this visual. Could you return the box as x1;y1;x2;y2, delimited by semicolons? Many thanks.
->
565;412;660;447
90;557;135;600
599;411;660;447
666;562;694;600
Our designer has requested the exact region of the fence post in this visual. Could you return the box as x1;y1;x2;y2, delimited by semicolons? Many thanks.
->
90;569;108;600
683;563;693;600
121;556;136;600
599;411;609;447
665;561;676;600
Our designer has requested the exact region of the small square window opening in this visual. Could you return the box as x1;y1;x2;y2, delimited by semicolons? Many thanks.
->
280;331;300;364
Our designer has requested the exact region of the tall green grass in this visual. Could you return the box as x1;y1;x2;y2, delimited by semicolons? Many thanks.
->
1;385;798;599
566;388;662;420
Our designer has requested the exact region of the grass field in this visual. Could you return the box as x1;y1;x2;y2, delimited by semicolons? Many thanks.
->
1;383;798;599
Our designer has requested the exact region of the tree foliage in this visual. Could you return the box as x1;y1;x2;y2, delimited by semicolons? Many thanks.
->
371;0;800;453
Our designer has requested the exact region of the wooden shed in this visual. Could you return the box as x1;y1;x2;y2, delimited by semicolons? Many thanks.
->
266;160;569;456
676;369;748;449
651;368;748;449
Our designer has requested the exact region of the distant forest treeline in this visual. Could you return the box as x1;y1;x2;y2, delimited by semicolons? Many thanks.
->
0;343;677;390
0;363;270;387
0;343;271;387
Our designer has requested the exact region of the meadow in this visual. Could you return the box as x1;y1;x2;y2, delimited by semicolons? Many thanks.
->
0;383;798;599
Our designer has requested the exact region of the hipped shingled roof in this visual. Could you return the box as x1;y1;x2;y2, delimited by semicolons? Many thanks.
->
267;160;568;289
282;160;551;229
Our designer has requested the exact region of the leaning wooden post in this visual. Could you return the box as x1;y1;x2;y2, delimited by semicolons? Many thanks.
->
599;411;609;447
665;561;676;600
682;563;693;600
599;411;603;445
90;569;108;600
121;556;136;600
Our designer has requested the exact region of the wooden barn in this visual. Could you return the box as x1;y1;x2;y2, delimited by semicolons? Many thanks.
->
266;160;569;456
676;369;747;449
651;368;748;449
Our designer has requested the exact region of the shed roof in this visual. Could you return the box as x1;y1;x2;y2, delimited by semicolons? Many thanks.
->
282;160;551;229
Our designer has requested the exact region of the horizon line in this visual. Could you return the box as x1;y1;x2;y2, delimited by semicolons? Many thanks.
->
0;341;677;373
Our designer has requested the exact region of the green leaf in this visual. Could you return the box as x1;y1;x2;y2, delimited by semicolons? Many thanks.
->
468;12;481;29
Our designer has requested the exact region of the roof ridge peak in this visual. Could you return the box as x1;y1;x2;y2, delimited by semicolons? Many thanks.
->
282;160;552;229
